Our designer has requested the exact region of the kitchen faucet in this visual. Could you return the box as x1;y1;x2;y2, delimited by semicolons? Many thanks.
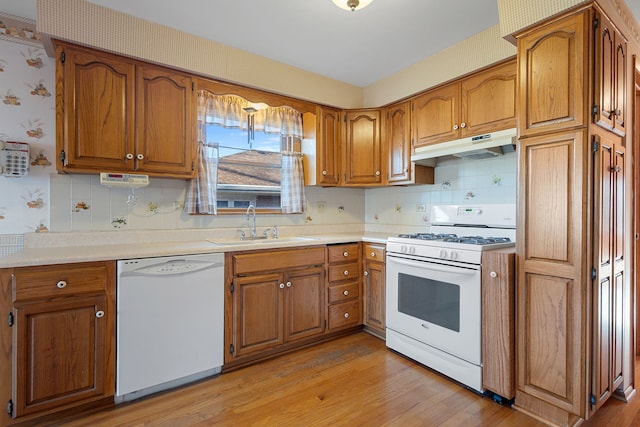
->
245;204;257;239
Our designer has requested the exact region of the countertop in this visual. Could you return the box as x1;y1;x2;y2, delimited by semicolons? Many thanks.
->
0;232;392;268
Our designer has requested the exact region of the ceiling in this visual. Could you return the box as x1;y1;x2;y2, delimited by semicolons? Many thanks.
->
1;1;640;87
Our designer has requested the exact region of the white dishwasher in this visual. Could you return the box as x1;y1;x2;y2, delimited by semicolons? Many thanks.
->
116;252;224;402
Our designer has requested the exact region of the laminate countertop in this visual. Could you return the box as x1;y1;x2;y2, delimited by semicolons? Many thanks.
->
0;232;392;268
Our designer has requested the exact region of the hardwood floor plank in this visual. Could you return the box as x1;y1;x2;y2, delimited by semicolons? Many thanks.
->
55;333;549;426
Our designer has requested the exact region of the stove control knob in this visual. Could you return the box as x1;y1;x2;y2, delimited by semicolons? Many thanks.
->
449;251;458;260
409;246;416;255
400;245;408;253
439;249;447;258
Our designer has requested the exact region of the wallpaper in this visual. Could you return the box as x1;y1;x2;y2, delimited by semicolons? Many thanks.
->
0;33;54;238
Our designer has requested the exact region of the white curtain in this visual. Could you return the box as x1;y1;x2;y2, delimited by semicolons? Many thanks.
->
280;152;305;214
183;142;218;214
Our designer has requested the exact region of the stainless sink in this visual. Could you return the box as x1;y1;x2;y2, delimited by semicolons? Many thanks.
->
208;236;319;246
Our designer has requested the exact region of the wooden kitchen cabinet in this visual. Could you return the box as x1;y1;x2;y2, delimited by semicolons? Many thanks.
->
514;6;633;425
412;59;516;148
0;262;115;425
314;107;342;186
481;248;515;400
594;10;627;137
362;243;385;338
591;130;626;412
225;247;326;366
326;243;361;331
343;109;385;186
386;102;434;185
517;13;588;137
55;41;196;178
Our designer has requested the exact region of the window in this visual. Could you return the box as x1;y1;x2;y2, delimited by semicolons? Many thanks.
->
208;125;301;210
184;91;306;215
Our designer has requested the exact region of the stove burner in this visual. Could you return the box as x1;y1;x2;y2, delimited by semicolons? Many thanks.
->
396;233;512;245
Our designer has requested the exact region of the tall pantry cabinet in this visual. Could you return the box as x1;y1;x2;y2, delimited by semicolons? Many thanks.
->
514;4;633;426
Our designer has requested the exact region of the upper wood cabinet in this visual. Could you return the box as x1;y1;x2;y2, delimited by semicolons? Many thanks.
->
315;107;342;186
593;10;627;137
386;101;434;185
412;59;516;148
135;66;197;176
55;41;197;178
343;109;385;186
517;13;589;137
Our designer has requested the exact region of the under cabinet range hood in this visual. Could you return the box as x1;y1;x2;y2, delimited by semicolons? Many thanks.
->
411;128;517;166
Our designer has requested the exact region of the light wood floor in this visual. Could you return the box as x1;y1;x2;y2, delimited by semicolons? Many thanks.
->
52;332;639;426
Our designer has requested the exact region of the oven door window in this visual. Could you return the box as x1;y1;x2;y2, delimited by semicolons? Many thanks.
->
398;273;460;332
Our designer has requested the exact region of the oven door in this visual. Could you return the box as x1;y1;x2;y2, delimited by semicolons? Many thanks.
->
386;253;481;365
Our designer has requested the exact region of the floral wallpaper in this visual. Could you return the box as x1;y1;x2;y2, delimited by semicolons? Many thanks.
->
0;32;55;235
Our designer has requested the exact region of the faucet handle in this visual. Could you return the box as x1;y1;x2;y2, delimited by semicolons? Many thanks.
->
238;230;246;240
273;225;278;239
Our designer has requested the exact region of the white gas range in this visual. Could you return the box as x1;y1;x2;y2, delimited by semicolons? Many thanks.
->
385;204;516;393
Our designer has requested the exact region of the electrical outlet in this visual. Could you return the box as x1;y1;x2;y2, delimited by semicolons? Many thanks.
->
317;201;326;213
416;204;426;212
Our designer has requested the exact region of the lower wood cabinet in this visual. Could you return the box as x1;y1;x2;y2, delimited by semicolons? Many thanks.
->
326;243;362;331
225;247;327;367
0;261;115;425
362;243;385;337
481;248;515;400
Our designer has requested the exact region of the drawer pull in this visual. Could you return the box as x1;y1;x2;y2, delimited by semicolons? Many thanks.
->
343;290;349;296
343;270;349;276
343;251;349;257
364;270;369;276
56;280;67;289
344;312;350;318
95;310;105;318
370;251;376;257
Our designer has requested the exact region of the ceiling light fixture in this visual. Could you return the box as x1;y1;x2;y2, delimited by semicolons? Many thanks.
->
332;0;374;12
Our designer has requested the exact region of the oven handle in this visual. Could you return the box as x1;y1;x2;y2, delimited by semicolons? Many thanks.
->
387;256;479;274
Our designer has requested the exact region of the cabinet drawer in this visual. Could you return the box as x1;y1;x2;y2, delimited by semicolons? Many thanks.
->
364;244;385;261
328;262;360;283
328;281;359;304
233;247;325;275
328;300;360;329
328;244;360;263
13;262;109;302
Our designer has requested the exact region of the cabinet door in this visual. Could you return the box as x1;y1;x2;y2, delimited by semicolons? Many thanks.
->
56;43;136;172
231;273;284;359
461;59;517;137
612;33;627;136
284;266;325;342
363;259;385;334
481;249;515;399
594;12;627;137
136;65;196;177
387;102;412;183
591;132;625;414
517;129;588;416
412;83;459;147
13;295;108;417
317;107;341;185
343;110;384;186
594;13;616;132
517;12;588;136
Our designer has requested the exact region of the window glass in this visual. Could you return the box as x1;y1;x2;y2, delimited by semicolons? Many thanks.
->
205;124;300;210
